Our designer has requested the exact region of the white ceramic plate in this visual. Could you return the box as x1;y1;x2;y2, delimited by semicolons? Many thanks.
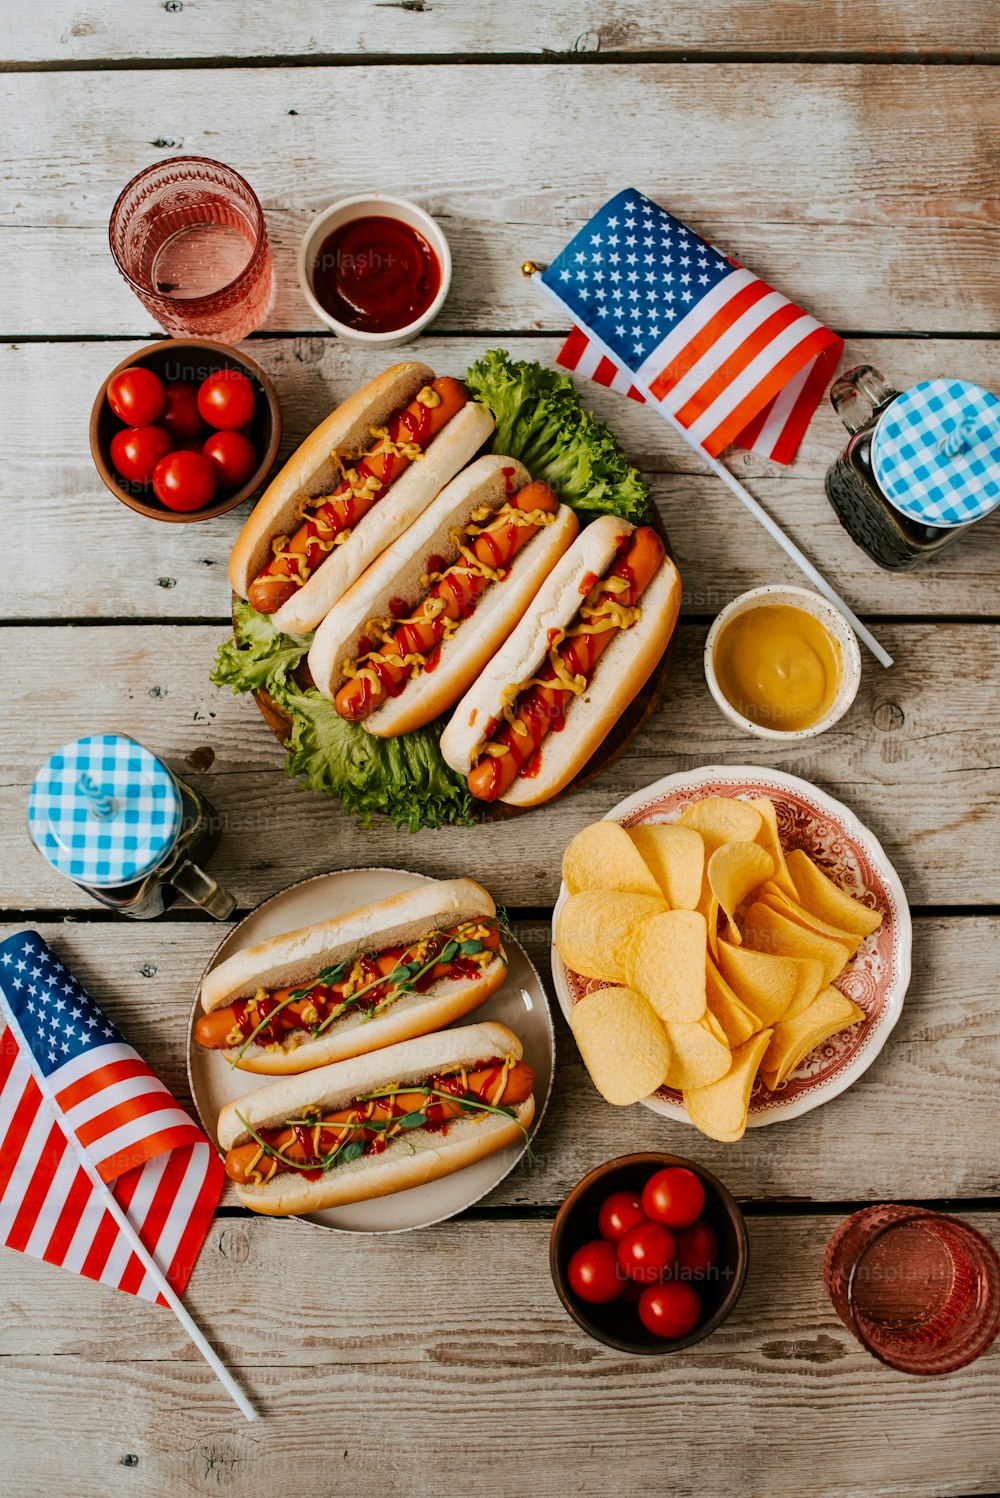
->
551;766;911;1129
188;867;554;1232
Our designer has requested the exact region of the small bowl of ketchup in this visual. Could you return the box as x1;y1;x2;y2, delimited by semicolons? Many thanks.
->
298;194;451;346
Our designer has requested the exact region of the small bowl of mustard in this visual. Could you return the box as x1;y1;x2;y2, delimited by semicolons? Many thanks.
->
704;585;862;740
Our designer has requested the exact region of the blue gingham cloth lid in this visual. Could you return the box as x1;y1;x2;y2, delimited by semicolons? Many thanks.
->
28;734;183;888
871;378;1000;528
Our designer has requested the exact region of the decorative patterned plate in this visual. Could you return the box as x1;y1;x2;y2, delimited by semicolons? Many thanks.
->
188;867;555;1232
551;766;911;1129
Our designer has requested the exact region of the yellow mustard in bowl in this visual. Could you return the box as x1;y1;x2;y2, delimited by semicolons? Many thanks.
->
712;603;842;733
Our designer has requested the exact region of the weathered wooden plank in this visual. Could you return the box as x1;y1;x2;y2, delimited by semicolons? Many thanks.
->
2;1214;999;1498
6;0;1000;64
6;334;1000;623
2;915;996;1205
0;621;996;910
2;66;999;334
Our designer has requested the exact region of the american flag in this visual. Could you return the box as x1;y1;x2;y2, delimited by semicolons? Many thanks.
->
540;189;843;465
0;931;222;1305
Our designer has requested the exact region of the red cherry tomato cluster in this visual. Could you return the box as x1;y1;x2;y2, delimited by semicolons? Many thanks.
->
565;1167;720;1340
105;365;259;512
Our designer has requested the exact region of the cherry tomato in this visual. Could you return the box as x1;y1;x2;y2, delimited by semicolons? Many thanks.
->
197;368;256;430
152;450;218;513
107;366;166;426
567;1239;623;1304
616;1221;676;1284
638;1281;702;1339
674;1219;719;1278
202;429;258;488
597;1190;647;1243
109;424;173;486
642;1167;706;1230
161;381;206;442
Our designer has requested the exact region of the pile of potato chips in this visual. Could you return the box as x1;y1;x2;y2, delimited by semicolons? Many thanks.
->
556;796;882;1142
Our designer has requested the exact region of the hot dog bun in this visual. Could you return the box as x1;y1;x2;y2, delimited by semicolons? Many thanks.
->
228;362;494;635
199;878;506;1074
440;516;681;807
307;454;580;734
218;1021;534;1215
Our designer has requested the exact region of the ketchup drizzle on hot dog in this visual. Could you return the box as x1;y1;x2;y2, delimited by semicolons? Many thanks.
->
333;480;561;723
224;1056;534;1185
194;919;505;1054
467;526;664;801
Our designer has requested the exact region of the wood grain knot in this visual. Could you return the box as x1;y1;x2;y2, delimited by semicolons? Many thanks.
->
186;745;216;772
760;1331;847;1364
873;701;905;732
218;1227;250;1263
188;1434;255;1490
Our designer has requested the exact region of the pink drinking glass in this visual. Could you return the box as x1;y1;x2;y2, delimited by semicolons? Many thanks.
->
109;157;274;342
824;1204;1000;1375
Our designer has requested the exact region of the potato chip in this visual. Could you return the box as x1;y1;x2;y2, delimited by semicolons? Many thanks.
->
741;901;852;987
759;883;862;958
664;1017;732;1090
716;940;799;1027
683;1030;773;1142
761;986;865;1089
707;841;775;952
748;796;798;899
569;987;671;1106
781;957;826;1021
625;909;708;1023
563;821;664;899
677;795;762;854
628;823;705;910
705;959;759;1047
701;1005;730;1048
785;849;883;938
555;891;666;983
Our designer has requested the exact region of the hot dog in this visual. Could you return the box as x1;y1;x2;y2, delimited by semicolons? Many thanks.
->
216;1021;536;1215
197;879;508;1075
440;516;682;808
228;362;495;636
307;454;579;736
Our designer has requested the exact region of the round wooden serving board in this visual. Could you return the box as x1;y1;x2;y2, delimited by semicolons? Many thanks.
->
247;510;677;821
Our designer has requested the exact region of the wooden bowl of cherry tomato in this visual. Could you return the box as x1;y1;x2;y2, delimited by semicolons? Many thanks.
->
90;339;281;523
550;1153;748;1355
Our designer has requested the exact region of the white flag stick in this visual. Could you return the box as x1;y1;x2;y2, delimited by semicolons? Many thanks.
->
532;273;893;669
66;1149;259;1423
1;998;257;1421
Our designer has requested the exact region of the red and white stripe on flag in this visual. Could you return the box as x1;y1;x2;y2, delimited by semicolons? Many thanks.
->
0;1033;222;1305
557;269;843;466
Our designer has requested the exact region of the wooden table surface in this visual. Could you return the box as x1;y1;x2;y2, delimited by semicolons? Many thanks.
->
2;7;999;1496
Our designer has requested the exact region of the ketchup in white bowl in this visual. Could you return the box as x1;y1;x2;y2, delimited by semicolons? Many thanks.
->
298;194;452;346
312;216;441;334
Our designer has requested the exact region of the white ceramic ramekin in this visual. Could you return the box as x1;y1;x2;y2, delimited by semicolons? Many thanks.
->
704;584;863;740
297;193;451;346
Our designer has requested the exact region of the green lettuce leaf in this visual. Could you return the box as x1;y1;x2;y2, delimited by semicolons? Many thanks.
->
211;602;311;694
211;601;472;831
280;682;472;831
465;348;651;522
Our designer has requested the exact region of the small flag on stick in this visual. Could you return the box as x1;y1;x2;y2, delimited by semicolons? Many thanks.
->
534;189;892;667
0;931;255;1420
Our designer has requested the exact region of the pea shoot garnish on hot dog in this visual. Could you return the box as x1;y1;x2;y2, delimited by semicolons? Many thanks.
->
216;1022;536;1215
197;880;509;1075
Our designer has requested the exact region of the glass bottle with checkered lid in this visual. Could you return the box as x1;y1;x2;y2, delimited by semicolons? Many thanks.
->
28;734;235;919
825;365;1000;571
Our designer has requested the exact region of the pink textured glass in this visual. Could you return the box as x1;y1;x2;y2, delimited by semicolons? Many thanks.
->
824;1205;1000;1375
109;158;273;342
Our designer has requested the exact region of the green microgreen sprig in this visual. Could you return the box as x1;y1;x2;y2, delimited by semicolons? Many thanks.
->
228;921;498;1068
